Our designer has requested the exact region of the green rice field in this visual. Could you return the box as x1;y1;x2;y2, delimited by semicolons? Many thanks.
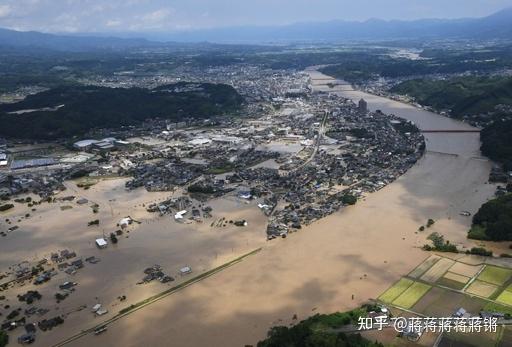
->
496;287;512;306
477;266;512;286
378;278;413;303
392;282;432;309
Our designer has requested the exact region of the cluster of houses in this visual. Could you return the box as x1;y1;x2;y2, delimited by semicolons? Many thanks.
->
145;196;213;223
137;264;192;285
80;87;425;239
0;247;103;344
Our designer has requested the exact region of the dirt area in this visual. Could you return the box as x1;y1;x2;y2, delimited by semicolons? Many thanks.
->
443;271;470;284
465;280;499;298
449;262;483;278
420;258;455;283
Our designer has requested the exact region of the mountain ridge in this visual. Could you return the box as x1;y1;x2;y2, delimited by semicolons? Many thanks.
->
0;7;511;49
141;7;512;42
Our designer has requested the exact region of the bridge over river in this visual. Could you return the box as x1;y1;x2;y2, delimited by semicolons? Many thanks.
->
421;129;481;133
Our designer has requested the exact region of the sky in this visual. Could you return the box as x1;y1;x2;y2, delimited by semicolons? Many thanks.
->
0;0;512;33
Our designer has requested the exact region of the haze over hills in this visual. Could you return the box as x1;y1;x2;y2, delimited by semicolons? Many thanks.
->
0;28;155;52
153;7;512;43
0;7;512;50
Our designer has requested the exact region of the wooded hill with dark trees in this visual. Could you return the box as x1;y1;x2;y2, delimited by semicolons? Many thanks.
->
470;194;512;241
0;82;243;140
390;76;512;117
481;119;512;171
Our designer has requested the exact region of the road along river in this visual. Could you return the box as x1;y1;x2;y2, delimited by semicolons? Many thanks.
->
61;69;497;347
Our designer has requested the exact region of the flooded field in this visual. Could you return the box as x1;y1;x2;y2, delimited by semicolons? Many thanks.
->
0;178;269;347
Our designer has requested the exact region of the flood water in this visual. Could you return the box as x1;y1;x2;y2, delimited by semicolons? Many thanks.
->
39;69;501;347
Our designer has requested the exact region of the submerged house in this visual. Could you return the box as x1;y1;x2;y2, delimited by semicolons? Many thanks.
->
95;238;107;249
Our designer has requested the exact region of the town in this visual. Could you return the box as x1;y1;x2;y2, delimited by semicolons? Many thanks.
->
0;65;425;345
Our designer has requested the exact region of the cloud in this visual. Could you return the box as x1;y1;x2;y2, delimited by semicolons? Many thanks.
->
124;0;150;5
51;12;80;32
142;8;173;23
106;19;122;27
0;5;12;18
127;7;175;30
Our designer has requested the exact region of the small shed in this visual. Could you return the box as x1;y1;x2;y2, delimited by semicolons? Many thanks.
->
238;191;252;199
179;266;192;275
95;238;107;249
454;307;467;318
174;210;187;220
96;307;108;316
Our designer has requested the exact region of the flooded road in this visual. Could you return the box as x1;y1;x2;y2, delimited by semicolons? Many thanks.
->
60;69;498;347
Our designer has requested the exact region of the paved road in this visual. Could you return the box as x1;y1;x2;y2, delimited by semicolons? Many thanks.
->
292;110;328;172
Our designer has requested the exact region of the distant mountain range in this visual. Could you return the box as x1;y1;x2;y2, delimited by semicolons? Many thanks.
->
0;28;155;51
0;7;511;50
156;7;512;43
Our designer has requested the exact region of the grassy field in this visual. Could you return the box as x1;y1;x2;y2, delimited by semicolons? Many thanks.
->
477;266;512;286
484;302;512;315
378;278;413;303
392;282;432;309
496;289;512;306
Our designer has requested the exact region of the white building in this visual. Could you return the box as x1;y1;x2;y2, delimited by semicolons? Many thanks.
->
73;139;99;150
174;210;187;220
188;138;211;146
0;153;7;167
211;135;242;144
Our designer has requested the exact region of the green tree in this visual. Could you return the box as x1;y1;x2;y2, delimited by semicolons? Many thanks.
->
341;194;357;206
257;310;383;347
0;331;8;347
471;194;512;241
